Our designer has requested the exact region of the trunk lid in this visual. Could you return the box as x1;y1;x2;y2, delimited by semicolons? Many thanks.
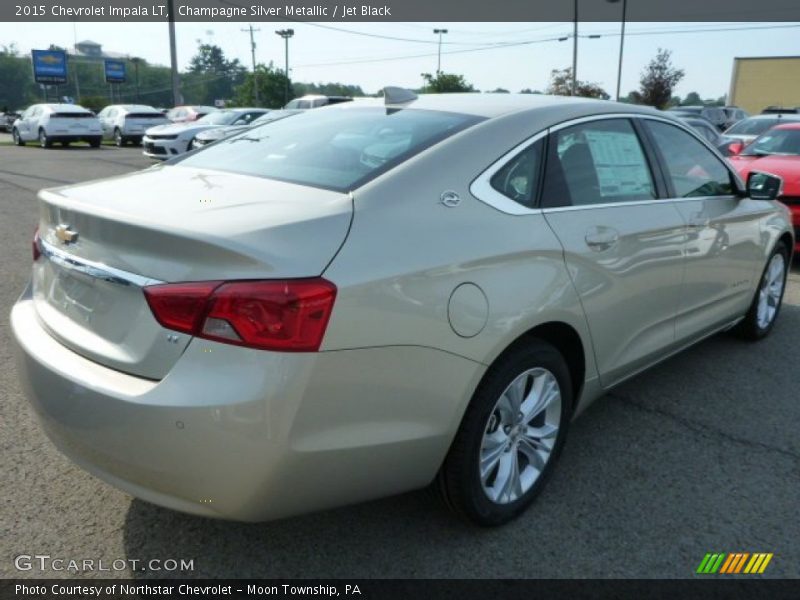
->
124;113;169;134
48;112;101;135
33;165;353;379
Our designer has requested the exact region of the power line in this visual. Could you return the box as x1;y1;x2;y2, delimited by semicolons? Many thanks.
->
294;23;800;69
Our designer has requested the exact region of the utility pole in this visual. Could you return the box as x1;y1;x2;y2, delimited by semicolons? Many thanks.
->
433;28;448;73
167;0;181;106
608;0;627;101
275;29;294;107
243;25;261;106
572;0;578;96
131;57;142;103
71;19;81;101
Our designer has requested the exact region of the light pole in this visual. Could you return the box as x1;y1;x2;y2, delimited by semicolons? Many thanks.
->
608;0;627;101
275;29;294;107
167;0;181;106
433;28;448;73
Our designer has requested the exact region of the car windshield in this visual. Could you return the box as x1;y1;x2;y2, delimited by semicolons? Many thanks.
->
176;107;482;191
726;118;782;136
196;111;241;125
741;128;800;156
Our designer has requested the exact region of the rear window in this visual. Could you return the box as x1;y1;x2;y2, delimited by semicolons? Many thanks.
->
127;112;167;119
51;112;93;118
175;107;482;191
726;118;781;135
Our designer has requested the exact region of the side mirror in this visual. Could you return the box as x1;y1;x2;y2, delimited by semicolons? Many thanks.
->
747;171;783;201
725;140;744;156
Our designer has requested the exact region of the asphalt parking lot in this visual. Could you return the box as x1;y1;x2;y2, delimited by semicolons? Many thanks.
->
0;140;798;580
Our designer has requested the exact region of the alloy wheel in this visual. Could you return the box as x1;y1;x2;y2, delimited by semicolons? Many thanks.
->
479;367;561;504
756;253;786;330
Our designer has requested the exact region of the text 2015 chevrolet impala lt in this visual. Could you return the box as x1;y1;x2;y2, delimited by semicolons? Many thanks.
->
11;91;793;525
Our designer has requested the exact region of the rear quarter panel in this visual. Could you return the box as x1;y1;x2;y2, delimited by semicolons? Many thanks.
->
322;111;599;399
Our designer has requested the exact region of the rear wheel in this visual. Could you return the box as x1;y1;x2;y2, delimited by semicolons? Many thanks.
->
114;128;124;147
735;241;789;340
436;339;572;526
38;129;52;148
12;128;24;146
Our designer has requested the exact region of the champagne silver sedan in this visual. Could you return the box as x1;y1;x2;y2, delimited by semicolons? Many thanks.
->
11;91;793;525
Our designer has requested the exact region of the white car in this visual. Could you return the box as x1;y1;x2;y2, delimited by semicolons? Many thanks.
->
142;108;267;160
12;104;102;148
96;104;169;147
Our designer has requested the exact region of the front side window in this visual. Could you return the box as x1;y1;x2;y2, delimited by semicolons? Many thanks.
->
489;139;543;207
176;107;482;191
541;119;656;207
645;120;734;198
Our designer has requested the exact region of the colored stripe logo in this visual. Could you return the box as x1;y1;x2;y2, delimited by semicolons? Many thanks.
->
696;553;773;574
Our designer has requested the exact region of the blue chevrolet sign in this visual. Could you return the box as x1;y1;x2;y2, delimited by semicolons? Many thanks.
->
31;49;68;85
104;59;126;84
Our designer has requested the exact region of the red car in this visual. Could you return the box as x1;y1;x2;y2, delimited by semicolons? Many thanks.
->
729;122;800;252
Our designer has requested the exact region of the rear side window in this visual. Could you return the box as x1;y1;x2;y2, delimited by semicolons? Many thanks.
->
645;121;734;198
489;139;543;207
176;107;482;191
541;119;656;207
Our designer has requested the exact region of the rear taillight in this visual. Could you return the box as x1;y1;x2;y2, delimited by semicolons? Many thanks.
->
143;279;337;352
32;228;41;262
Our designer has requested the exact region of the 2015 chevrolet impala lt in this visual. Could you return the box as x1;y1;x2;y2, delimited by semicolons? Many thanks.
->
11;90;793;525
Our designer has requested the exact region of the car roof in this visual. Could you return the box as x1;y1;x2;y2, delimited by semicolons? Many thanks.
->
41;104;89;112
745;114;800;120
324;93;664;120
113;104;160;112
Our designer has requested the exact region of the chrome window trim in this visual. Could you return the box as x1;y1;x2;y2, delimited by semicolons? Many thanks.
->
38;237;163;288
470;112;744;216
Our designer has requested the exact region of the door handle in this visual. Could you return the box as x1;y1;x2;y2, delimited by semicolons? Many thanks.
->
584;226;620;252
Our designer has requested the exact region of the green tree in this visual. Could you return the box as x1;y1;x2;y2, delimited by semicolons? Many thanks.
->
546;68;609;100
293;82;364;97
420;71;475;93
186;43;246;105
681;91;702;106
233;63;292;108
0;45;38;109
630;49;684;109
488;87;510;94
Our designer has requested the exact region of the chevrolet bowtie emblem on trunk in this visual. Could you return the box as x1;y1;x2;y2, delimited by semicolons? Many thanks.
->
55;224;78;244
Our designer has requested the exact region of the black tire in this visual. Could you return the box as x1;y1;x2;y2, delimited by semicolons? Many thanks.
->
89;136;102;148
61;141;69;147
12;128;24;146
436;339;573;526
734;240;790;340
114;128;124;147
38;129;52;149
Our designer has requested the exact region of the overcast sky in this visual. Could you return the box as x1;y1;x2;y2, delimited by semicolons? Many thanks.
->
1;21;798;99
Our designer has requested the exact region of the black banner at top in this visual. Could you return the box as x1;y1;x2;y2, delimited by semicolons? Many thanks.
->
4;0;800;22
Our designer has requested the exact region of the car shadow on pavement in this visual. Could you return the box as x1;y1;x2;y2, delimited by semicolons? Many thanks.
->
122;304;800;579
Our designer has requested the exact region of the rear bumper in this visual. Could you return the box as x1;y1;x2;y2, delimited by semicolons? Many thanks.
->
11;287;482;521
45;134;101;142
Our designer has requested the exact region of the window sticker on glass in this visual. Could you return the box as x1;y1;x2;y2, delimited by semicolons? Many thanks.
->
583;131;654;199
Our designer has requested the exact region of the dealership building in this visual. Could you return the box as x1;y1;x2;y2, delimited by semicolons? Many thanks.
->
728;55;800;114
